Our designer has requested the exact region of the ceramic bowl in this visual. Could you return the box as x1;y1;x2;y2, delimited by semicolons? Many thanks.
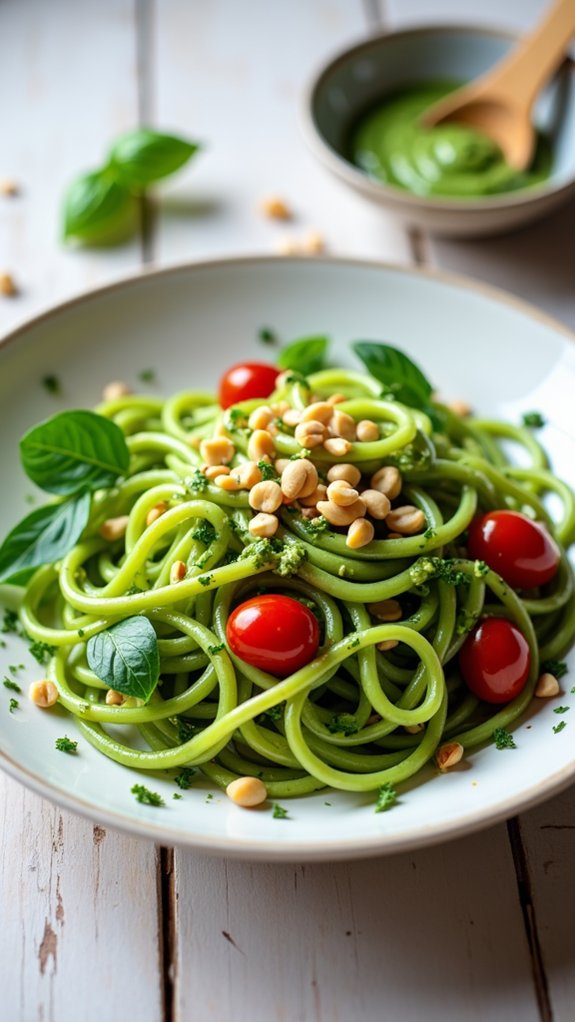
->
303;25;575;237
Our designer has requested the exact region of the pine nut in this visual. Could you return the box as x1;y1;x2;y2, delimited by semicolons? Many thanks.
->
327;393;347;405
249;512;279;538
535;672;561;698
302;230;325;254
316;497;366;526
170;560;187;584
300;506;320;519
200;437;235;466
386;506;426;535
280;459;318;500
29;680;58;708
275;458;291;475
282;408;302;428
369;599;402;621
329;409;356;441
327;463;361;487
0;179;18;196
100;515;129;541
105;689;125;706
404;723;425;734
260;196;291;220
301;402;333;425
299;484;328;508
272;401;290;417
215;474;241;491
346;518;374;549
249;480;283;513
204;464;230;480
435;742;464;771
326;479;359;507
356;419;379;442
102;380;131;402
377;639;398;652
323;437;352;456
0;272;17;296
248;406;274;431
146;501;168;526
361;489;391;520
247;429;275;462
230;462;263;489
447;399;472;418
226;776;268;807
370;466;402;499
387;532;402;540
295;420;327;448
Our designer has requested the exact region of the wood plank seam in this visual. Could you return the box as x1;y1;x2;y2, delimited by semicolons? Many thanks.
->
507;817;553;1022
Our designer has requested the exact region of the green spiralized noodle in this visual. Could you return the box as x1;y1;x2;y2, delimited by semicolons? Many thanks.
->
15;365;575;804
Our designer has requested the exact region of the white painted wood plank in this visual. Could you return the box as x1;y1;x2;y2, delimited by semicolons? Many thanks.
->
151;0;411;265
0;772;163;1022
173;828;539;1022
384;0;549;32
0;0;142;338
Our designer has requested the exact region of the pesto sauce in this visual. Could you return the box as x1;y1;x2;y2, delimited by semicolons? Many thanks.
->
350;82;552;198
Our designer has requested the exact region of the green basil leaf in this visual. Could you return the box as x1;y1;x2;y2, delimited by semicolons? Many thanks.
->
0;492;90;586
87;617;160;703
277;336;328;375
62;169;138;245
108;130;200;190
352;342;433;410
20;410;130;495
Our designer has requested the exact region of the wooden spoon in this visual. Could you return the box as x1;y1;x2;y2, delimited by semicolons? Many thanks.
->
423;0;575;170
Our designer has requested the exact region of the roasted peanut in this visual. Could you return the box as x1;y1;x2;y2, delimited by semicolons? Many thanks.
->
248;480;283;513
146;501;168;526
249;512;279;538
316;497;366;526
100;515;129;541
368;599;402;621
299;484;327;508
435;742;464;771
280;458;318;500
230;461;263;489
370;465;402;499
226;776;268;807
346;518;374;549
248;405;274;431
29;680;58;708
200;437;235;466
326;479;360;507
247;429;275;462
356;419;379;442
295;420;327;448
323;437;352;457
361;489;391;520
535;673;561;698
170;560;187;584
102;380;131;401
386;506;426;534
326;463;361;487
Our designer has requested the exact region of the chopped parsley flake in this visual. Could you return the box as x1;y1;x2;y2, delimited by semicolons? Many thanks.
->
55;736;78;753
409;557;471;588
9;698;19;713
328;713;359;735
192;520;216;546
131;784;165;806
257;459;278;481
176;718;198;743
456;610;477;637
173;793;183;800
522;411;546;428
542;659;568;680
28;640;57;665
205;793;213;802
3;677;22;693
553;721;567;734
42;374;61;395
138;368;156;383
375;783;397;813
2;610;22;635
423;527;436;541
473;560;489;577
272;804;289;819
492;728;516;750
197;574;213;588
290;448;312;460
265;702;285;721
258;326;277;345
208;643;225;655
553;705;569;714
185;469;208;494
300;515;329;536
174;767;196;790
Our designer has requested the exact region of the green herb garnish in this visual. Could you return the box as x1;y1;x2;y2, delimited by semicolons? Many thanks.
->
522;411;546;428
9;698;19;713
42;375;61;395
258;327;277;345
3;678;22;693
138;368;156;384
277;336;328;376
174;767;196;790
541;659;568;680
131;784;165;806
272;804;289;819
87;616;160;703
28;640;57;665
328;713;359;736
553;721;567;734
375;783;397;813
492;728;516;750
55;736;78;754
553;706;569;714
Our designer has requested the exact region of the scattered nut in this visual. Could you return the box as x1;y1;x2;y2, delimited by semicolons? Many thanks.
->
295;420;327;449
386;505;426;535
282;408;302;428
200;437;235;466
370;466;402;500
435;742;464;771
204;464;230;481
215;474;241;491
323;437;352;457
170;560;187;584
327;463;362;487
280;458;318;500
105;689;125;706
302;230;325;254
535;672;561;698
0;178;18;196
260;196;292;220
29;680;58;708
230;461;263;489
249;512;279;538
346;518;374;549
226;776;268;807
300;401;333;425
330;409;357;441
356;419;379;442
326;479;360;507
247;429;275;462
300;506;320;519
249;480;283;513
248;405;275;431
146;501;168;526
0;272;17;296
404;723;425;734
377;639;399;652
100;515;129;541
447;399;472;418
369;599;402;622
361;489;391;520
316;497;366;526
275;236;300;255
299;483;328;508
327;393;347;405
102;380;131;402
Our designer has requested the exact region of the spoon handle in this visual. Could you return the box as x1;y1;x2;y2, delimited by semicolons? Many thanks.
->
486;0;575;110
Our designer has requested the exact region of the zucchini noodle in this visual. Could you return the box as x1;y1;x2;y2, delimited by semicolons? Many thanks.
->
18;366;575;801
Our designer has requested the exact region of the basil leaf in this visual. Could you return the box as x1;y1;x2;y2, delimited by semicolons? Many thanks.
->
277;336;328;375
87;617;160;703
352;342;433;410
0;491;90;586
62;169;138;245
108;130;200;190
20;410;130;496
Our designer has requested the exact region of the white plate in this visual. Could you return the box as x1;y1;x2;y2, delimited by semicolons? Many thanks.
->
1;256;574;862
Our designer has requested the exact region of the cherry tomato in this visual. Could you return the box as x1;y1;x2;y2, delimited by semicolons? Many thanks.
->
467;510;560;590
226;594;320;678
218;361;280;410
459;618;531;704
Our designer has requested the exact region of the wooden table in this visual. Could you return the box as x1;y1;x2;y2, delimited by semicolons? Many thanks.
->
1;2;574;1020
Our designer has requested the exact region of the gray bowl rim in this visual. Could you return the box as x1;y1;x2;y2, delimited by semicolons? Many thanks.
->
302;22;575;213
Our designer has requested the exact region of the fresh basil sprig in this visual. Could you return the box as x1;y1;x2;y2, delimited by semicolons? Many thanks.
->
63;128;200;246
277;336;329;376
0;492;90;586
352;342;433;408
87;617;160;703
20;410;129;495
0;410;130;586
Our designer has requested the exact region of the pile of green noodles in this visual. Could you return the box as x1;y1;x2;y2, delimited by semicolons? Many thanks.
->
20;368;575;797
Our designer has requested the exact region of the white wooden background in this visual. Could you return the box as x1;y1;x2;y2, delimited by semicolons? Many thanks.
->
1;2;574;1020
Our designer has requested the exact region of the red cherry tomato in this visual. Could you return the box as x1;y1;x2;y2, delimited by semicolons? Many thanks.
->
226;594;320;678
218;361;280;409
459;618;531;704
467;510;560;589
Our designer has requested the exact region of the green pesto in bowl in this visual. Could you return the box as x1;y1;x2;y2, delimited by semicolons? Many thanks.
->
349;82;552;198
